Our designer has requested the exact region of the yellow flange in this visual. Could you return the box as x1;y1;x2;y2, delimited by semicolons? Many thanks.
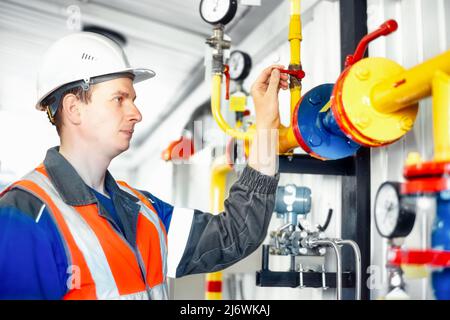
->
340;57;419;145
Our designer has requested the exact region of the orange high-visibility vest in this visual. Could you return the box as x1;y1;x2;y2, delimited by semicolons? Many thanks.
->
7;165;168;300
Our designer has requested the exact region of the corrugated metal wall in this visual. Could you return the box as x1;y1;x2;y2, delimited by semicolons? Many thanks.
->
368;0;450;300
165;0;449;300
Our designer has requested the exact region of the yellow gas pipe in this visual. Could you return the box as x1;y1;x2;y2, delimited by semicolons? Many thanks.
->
205;155;233;300
432;71;450;162
288;0;302;115
336;48;450;147
278;0;303;154
371;50;450;114
211;75;254;141
210;0;303;154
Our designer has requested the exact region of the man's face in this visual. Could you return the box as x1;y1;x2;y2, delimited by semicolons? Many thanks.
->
79;77;142;158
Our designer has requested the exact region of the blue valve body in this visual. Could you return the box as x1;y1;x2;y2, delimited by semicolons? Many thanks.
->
432;191;450;300
295;84;360;160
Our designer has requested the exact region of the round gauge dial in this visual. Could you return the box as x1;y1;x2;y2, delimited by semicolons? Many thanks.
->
200;0;238;25
229;50;252;81
374;181;416;239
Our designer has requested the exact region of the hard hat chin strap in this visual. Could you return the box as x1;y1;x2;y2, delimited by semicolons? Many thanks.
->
46;106;56;125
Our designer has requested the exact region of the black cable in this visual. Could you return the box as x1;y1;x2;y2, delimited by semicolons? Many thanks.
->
318;208;333;232
298;220;305;231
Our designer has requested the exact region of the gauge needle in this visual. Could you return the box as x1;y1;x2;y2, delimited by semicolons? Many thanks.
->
213;0;219;11
383;201;393;224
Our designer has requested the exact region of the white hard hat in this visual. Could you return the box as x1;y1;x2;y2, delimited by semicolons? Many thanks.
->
36;32;155;115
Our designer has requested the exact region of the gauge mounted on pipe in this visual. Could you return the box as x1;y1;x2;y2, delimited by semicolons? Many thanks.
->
200;0;238;25
374;181;416;239
228;50;252;81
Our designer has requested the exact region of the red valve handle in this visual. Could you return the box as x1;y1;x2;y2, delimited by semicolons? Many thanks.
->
345;19;398;67
280;69;306;80
223;64;230;100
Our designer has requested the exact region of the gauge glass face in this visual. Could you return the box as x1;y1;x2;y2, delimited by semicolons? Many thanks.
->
375;183;400;237
200;0;231;24
229;52;245;80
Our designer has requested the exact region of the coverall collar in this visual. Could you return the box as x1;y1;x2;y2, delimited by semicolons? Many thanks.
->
43;146;139;206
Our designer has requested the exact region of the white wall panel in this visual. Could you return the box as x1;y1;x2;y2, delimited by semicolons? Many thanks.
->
368;0;450;300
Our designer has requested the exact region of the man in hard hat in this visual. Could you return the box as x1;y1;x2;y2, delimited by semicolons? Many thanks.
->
0;32;288;299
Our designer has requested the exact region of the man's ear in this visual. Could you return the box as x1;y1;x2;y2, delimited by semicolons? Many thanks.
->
61;93;82;125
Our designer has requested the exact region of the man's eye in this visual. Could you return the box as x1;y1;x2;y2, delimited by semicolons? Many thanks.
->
114;96;123;103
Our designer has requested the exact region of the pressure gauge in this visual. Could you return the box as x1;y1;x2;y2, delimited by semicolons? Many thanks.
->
374;181;416;239
200;0;238;25
229;50;252;81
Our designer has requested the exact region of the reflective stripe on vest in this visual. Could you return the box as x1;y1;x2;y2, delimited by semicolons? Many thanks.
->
116;181;169;299
8;166;168;300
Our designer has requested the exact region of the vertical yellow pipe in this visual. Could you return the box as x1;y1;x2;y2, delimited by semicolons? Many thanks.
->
205;156;232;300
432;71;450;162
289;0;302;114
278;0;302;154
209;0;304;154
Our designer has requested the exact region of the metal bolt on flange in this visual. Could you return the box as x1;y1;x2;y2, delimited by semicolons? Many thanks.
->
308;94;322;106
355;66;370;81
355;113;371;129
399;116;414;132
308;133;323;147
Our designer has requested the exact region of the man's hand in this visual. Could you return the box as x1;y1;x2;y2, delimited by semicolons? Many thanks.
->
250;64;289;130
248;65;288;176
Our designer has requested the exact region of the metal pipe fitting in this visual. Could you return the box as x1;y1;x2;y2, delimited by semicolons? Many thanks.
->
335;239;362;300
273;223;292;251
308;238;343;300
206;25;231;74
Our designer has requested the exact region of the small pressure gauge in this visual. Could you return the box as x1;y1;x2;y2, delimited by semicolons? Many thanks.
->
229;50;252;81
200;0;238;25
374;181;416;239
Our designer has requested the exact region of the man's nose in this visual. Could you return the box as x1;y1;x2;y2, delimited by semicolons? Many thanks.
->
129;102;143;123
